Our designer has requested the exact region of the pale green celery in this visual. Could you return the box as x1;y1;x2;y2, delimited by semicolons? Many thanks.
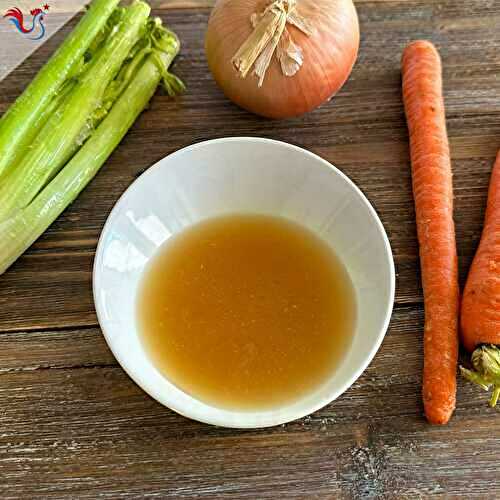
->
0;27;182;276
64;7;127;82
0;80;75;190
148;18;186;95
74;38;154;146
0;5;125;190
68;18;184;151
0;0;120;178
27;15;148;175
0;1;151;221
85;7;126;61
460;345;500;407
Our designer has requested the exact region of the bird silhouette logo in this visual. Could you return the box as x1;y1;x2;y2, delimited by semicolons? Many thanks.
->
4;4;50;40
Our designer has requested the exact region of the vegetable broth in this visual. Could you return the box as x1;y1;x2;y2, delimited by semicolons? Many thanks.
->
137;214;357;411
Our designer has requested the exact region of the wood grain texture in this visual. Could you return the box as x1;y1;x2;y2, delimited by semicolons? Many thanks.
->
1;308;499;498
1;1;500;330
1;0;500;497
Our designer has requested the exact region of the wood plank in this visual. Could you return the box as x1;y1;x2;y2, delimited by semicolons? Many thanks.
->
0;306;495;423
2;1;500;497
2;1;500;330
2;410;498;499
1;307;499;497
0;327;115;373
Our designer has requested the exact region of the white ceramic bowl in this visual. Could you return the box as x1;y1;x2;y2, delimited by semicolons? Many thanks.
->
93;137;395;428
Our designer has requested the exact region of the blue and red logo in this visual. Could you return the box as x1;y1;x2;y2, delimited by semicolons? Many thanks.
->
4;3;50;40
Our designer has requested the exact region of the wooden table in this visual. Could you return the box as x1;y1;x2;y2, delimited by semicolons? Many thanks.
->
1;1;499;497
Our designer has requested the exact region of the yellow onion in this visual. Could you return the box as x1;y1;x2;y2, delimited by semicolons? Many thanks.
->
205;0;360;119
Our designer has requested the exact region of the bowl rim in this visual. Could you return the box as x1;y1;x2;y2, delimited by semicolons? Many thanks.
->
93;137;396;428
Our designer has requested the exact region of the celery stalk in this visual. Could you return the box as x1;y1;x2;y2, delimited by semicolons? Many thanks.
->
0;80;75;191
73;18;185;147
0;0;120;178
0;1;151;221
0;28;182;276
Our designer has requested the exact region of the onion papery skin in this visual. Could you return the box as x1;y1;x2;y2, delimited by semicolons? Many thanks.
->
205;0;360;119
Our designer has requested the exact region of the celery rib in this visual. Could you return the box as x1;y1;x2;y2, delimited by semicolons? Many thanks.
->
0;29;182;276
0;1;151;221
0;0;121;178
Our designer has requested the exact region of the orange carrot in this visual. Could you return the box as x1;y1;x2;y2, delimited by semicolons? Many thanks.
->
402;41;459;424
460;152;500;407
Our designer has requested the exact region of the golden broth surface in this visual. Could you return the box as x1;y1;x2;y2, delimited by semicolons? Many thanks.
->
138;214;356;410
